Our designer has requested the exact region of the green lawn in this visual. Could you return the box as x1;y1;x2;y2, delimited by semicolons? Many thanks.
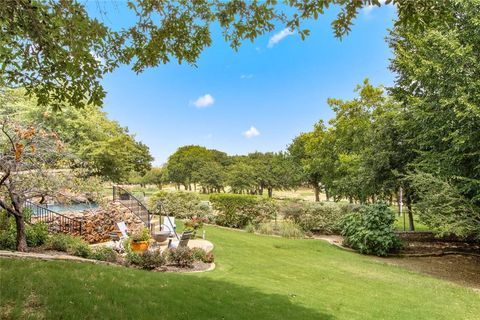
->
1;226;478;319
394;213;430;231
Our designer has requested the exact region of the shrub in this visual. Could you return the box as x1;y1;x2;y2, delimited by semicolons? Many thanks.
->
45;233;92;258
184;216;208;238
0;210;48;250
134;250;166;270
210;194;277;228
203;252;214;263
45;233;75;252
279;200;305;222
278;221;304;239
167;246;194;267
191;247;207;261
256;222;275;235
282;201;361;235
244;223;255;233
341;203;402;256
125;250;142;266
149;191;209;219
68;240;92;258
25;223;49;247
90;246;118;263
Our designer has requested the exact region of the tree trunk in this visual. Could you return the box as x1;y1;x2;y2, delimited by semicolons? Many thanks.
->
314;185;320;202
14;213;27;252
325;188;330;202
267;188;273;198
406;194;415;231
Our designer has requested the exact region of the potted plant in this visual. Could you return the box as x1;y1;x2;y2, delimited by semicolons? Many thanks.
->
184;216;208;238
130;228;151;252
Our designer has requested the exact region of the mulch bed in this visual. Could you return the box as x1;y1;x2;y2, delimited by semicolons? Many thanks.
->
398;240;480;256
379;254;480;290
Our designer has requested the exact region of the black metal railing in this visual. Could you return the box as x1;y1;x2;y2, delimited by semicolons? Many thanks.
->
25;201;83;235
113;185;151;228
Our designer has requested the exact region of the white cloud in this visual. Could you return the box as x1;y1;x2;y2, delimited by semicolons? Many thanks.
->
192;94;215;108
267;28;295;48
204;133;213;139
240;74;253;79
243;126;260;138
362;0;388;15
363;5;375;14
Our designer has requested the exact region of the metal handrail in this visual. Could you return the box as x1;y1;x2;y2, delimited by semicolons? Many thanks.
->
113;185;151;227
25;200;83;235
113;185;179;240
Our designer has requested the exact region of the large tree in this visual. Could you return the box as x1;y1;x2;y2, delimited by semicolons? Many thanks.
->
388;0;480;237
1;88;153;182
2;0;454;110
0;119;93;251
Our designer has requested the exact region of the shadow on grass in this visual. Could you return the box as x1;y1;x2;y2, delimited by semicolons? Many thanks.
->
0;258;334;320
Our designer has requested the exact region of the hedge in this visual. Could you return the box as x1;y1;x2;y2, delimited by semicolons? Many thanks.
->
209;194;277;228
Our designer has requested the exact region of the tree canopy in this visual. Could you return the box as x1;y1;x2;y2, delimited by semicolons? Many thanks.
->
1;89;153;182
1;0;456;110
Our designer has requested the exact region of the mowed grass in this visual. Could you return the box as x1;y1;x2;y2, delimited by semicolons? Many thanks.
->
1;226;479;319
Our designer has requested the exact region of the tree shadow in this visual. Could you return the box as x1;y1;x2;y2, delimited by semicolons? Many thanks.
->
0;259;335;320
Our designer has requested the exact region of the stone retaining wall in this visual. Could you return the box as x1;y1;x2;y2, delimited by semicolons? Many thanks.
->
46;202;145;243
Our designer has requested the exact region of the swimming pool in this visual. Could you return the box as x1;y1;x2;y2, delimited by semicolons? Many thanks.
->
42;203;98;213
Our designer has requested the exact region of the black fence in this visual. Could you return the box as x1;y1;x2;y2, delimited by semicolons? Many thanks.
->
25;201;83;235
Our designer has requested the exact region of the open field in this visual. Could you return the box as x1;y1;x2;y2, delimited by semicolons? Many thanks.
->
1;224;478;319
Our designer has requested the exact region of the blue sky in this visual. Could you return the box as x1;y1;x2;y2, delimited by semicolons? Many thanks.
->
87;2;396;165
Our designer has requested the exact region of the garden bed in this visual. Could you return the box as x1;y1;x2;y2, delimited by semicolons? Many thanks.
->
0;249;215;273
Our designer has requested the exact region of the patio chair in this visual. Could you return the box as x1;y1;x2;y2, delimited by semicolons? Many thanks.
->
168;230;194;249
161;216;176;236
109;221;129;252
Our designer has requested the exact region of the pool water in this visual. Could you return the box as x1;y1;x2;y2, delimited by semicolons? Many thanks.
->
44;203;98;213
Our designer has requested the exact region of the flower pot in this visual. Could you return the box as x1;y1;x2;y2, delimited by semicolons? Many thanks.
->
131;240;149;252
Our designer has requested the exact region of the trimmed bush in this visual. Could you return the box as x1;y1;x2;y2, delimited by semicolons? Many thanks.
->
90;246;118;263
149;191;210;219
341;203;402;256
282;201;361;235
166;246;194;267
210;194;277;228
127;249;165;270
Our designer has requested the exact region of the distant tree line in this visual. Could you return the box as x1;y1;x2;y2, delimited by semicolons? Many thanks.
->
156;146;301;198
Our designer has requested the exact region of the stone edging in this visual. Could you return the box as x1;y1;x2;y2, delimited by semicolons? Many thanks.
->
0;250;119;266
311;238;480;258
0;250;216;273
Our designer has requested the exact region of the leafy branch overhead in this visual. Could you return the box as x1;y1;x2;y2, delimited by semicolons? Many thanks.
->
1;0;452;109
